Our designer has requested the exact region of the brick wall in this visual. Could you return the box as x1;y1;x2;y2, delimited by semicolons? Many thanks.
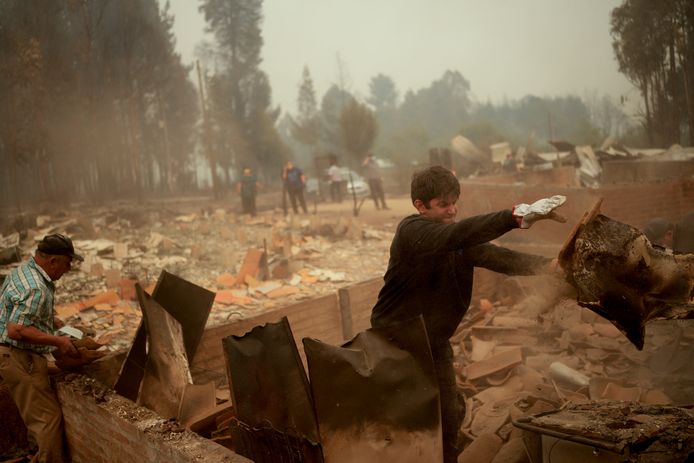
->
459;178;694;245
57;378;250;463
602;160;694;184
191;294;342;377
471;166;579;187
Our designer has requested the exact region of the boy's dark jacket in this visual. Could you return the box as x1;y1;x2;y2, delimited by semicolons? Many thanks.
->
371;210;550;351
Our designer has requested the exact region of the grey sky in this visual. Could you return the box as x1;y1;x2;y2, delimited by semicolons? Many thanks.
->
168;0;635;114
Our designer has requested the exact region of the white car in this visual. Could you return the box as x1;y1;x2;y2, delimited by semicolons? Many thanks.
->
336;168;370;198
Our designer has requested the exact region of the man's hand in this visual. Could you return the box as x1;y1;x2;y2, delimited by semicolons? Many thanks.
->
54;336;78;358
513;195;567;229
53;316;65;329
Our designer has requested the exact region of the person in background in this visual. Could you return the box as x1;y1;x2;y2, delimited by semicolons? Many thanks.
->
237;166;261;217
673;212;694;254
327;159;343;204
643;218;675;249
502;153;517;173
282;160;308;214
0;234;82;463
362;153;389;210
370;166;566;462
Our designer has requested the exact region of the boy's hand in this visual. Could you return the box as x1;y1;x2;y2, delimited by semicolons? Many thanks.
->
513;195;567;229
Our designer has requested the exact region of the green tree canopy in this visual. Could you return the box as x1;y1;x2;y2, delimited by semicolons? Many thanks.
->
339;99;378;163
611;0;694;145
290;66;321;147
368;73;398;110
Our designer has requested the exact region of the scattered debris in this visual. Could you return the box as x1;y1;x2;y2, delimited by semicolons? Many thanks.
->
560;200;694;349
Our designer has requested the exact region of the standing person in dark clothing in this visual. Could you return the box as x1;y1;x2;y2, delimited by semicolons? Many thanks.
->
362;153;389;210
674;212;694;254
282;160;308;214
370;166;566;463
237;167;261;216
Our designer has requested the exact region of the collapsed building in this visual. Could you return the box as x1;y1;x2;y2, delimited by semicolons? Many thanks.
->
1;153;693;462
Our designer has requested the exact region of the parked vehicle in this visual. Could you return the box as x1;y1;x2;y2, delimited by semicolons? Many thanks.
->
305;166;371;202
344;172;369;198
305;177;322;201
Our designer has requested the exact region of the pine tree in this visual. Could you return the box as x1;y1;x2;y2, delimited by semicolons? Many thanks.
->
290;66;320;147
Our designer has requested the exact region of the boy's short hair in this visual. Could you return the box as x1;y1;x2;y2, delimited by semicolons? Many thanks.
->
411;166;460;206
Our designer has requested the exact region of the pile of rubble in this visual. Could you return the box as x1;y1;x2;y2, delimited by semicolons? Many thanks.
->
0;203;393;352
452;275;694;462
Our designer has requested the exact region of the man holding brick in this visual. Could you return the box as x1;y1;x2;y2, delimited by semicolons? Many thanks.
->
370;166;565;462
0;234;82;462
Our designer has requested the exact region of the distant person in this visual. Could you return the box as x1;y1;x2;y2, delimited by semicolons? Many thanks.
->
673;211;694;254
362;153;389;210
236;167;261;217
1;234;83;462
643;218;675;249
502;153;517;173
282;160;308;214
327;159;343;203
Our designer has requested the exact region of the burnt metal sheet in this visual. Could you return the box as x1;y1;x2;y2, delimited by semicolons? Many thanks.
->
178;382;217;429
514;401;694;461
223;317;322;462
229;419;322;463
150;270;215;360
114;270;215;400
136;284;192;419
113;319;147;399
303;316;442;463
561;212;694;350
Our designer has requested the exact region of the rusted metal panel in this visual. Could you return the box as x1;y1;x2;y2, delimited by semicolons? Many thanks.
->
137;284;192;419
303;316;442;463
150;270;215;360
223;317;323;462
115;270;214;400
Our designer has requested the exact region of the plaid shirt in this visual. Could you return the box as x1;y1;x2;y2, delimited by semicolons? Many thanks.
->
0;256;56;354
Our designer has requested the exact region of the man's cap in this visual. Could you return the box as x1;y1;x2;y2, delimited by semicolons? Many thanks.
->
643;218;673;243
37;234;84;261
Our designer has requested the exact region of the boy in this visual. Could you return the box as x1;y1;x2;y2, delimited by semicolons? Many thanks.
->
370;166;565;462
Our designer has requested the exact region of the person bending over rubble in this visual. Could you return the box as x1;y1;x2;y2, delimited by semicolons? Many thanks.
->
0;234;82;462
643;218;675;250
370;166;566;463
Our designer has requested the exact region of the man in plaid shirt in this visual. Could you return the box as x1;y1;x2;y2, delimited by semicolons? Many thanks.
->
0;234;82;462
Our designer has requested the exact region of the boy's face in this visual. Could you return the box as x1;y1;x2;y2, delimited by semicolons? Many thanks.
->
414;194;458;224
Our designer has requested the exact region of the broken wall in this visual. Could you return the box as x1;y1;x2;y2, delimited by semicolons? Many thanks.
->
192;294;342;381
459;178;693;245
190;268;548;385
56;377;250;463
602;159;694;184
469;166;579;187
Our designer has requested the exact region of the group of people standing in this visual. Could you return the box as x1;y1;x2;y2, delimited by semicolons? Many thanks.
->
236;153;389;216
236;160;308;217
